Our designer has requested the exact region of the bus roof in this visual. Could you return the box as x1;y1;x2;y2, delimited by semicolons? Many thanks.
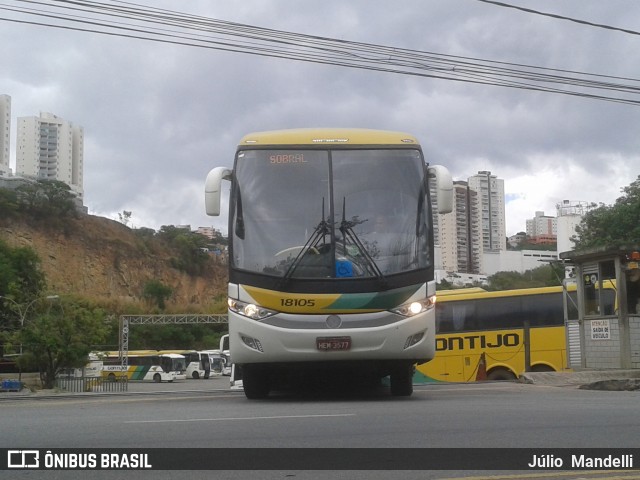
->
437;287;487;296
99;350;157;357
238;128;420;147
437;285;572;302
437;279;615;302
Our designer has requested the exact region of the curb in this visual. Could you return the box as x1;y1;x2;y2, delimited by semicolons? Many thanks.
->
519;369;640;389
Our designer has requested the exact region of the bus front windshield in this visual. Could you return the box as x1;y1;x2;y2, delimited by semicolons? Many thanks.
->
231;149;431;280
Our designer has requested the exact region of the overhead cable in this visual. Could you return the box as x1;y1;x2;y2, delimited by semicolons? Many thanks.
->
1;0;640;106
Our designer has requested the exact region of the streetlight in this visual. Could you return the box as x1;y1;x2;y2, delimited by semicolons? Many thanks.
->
0;294;59;381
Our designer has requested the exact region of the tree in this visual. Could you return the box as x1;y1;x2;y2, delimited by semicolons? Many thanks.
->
487;265;562;291
118;210;132;227
18;299;109;388
143;279;173;310
156;226;211;275
0;240;46;330
573;175;640;250
0;188;19;221
14;179;78;228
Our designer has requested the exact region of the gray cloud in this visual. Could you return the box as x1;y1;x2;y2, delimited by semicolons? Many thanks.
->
1;0;639;236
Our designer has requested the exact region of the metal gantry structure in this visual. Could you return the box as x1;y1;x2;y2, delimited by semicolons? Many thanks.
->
118;314;228;368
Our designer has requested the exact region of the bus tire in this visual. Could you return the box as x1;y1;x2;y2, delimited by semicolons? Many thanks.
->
390;363;414;397
242;365;270;399
107;373;116;382
487;368;516;381
153;373;162;383
192;371;200;379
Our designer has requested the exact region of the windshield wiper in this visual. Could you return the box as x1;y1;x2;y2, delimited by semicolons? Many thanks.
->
279;199;332;286
339;198;387;287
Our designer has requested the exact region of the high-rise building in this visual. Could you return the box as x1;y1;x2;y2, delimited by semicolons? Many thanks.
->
0;94;10;177
526;211;557;237
467;170;506;253
16;112;84;197
435;170;506;275
437;181;482;274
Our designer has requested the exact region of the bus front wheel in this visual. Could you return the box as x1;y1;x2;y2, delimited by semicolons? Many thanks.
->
242;365;270;400
153;373;162;383
390;363;414;397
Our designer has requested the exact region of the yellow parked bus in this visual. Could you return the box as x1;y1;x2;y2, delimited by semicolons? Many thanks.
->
416;284;616;382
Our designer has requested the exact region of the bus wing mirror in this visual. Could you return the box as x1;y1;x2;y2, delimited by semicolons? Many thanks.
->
205;167;232;216
428;165;453;214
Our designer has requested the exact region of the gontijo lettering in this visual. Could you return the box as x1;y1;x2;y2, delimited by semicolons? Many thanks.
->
436;333;520;351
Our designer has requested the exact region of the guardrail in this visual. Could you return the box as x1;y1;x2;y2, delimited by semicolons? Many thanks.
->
55;376;128;393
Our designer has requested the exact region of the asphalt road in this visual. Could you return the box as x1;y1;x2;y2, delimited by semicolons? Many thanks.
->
1;378;639;480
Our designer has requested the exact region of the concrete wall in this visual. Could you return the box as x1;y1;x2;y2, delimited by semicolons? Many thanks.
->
582;315;640;369
631;316;640;369
583;317;621;369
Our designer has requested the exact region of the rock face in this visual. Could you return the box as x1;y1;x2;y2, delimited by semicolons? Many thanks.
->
0;215;227;309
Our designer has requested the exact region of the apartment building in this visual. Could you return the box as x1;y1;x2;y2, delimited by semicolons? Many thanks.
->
0;94;10;177
526;210;557;242
437;181;482;274
467;170;506;253
16;112;84;197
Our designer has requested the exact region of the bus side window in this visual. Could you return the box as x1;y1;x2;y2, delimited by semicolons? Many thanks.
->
452;304;470;331
437;301;475;333
522;293;563;327
477;297;520;330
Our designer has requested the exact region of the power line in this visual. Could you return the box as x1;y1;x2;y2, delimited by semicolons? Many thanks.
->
1;0;640;105
474;0;640;37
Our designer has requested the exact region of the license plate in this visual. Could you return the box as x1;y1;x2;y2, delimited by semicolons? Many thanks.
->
316;336;351;351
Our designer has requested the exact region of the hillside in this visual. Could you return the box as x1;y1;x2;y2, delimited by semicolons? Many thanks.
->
0;214;228;310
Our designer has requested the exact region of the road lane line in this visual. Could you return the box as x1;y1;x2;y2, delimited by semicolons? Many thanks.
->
124;413;356;424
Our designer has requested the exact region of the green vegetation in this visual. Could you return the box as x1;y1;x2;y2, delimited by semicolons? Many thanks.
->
0;239;46;309
155;225;212;275
143;279;173;310
486;265;562;290
0;180;78;229
19;298;110;388
1;241;110;387
437;264;563;292
573;175;640;250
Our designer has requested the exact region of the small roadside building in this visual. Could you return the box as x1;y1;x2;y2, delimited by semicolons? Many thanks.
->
560;246;640;370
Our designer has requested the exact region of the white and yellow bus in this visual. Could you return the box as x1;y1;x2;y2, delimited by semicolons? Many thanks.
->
416;283;616;382
100;351;187;383
205;128;453;398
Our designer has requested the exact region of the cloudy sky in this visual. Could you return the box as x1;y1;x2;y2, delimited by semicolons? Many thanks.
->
1;0;639;236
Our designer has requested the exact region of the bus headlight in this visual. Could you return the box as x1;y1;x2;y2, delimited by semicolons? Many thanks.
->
390;296;436;317
228;298;276;320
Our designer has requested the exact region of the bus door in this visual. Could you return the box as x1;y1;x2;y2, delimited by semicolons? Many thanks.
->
200;352;211;379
